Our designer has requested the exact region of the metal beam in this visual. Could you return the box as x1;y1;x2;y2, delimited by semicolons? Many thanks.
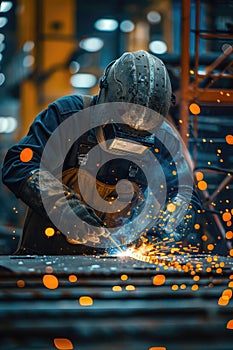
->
180;0;191;146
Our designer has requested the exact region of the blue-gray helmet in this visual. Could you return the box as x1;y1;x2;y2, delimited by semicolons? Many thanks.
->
98;50;173;127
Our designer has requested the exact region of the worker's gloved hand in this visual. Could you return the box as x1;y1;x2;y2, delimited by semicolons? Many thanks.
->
58;198;108;245
19;170;108;245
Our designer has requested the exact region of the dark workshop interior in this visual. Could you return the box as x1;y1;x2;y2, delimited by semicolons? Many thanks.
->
0;0;233;349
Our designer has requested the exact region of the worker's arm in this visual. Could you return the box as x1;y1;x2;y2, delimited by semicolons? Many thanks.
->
1;95;106;244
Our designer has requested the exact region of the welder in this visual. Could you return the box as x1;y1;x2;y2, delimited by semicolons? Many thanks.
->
2;50;201;255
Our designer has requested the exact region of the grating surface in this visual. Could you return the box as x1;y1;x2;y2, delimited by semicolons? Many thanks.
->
0;255;233;350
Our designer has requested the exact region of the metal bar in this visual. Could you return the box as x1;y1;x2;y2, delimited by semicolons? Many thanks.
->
206;175;233;204
194;0;201;97
198;33;233;39
180;0;191;146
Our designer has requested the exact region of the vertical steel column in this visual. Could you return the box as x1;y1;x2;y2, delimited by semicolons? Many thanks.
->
17;0;38;138
194;0;200;97
180;0;191;146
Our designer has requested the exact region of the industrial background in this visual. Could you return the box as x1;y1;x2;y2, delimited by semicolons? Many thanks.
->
0;1;233;349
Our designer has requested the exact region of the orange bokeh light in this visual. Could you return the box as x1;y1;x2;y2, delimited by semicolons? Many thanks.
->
189;103;201;115
222;212;232;222
45;227;55;237
153;274;166;286
202;235;208;242
197;180;207;191
68;275;77;283
125;285;136;291
17;280;25;288
121;274;128;281
226;320;233;329
226;231;233;239
195;171;204;181
218;296;229;306
222;289;232;299
42;274;59;289
192;284;199;291
207;244;214;251
20;148;33;162
167;203;176;213
112;285;122;292
79;296;93;306
54;338;73;350
226;135;233;145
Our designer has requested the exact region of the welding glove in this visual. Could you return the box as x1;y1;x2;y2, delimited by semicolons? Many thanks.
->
19;170;107;244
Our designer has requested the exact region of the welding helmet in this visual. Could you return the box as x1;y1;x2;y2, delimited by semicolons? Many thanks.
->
97;50;174;121
95;50;174;155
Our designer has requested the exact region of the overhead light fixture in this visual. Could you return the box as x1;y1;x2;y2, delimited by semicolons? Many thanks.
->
70;73;97;89
69;61;80;74
0;33;5;42
0;116;18;133
0;117;8;132
149;40;167;54
120;20;135;33
0;72;5;85
23;55;35;68
147;11;161;24
94;18;118;32
0;42;5;52
79;37;104;52
0;1;13;13
0;17;8;28
22;41;35;52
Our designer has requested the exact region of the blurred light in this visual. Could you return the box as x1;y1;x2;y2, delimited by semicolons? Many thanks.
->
0;33;5;42
0;117;8;132
120;20;135;33
0;72;5;85
147;11;161;24
0;1;13;13
94;18;118;32
23;55;35;67
198;68;206;74
23;41;35;52
0;53;2;61
69;61;80;74
149;40;167;54
70;73;97;88
0;17;8;28
4;117;18;133
0;42;5;52
189;103;201;115
79;37;104;52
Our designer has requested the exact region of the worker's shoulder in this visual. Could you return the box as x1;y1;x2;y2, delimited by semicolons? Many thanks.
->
50;94;89;116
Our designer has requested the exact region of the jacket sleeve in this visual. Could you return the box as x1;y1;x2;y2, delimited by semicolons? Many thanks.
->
2;95;83;197
1;95;104;243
